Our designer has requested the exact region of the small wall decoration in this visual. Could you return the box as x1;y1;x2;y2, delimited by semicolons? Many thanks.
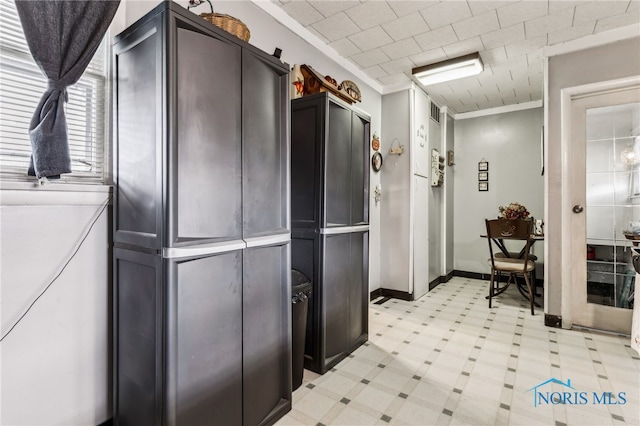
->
478;171;488;181
478;158;489;171
431;149;444;186
417;125;426;148
372;133;380;151
479;181;488;191
372;152;383;172
447;150;455;166
388;138;404;155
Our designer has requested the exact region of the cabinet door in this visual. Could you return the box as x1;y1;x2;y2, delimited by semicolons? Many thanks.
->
348;232;369;347
167;250;243;426
325;102;352;227
114;249;163;426
242;50;289;238
291;233;321;371
351;113;370;225
291;99;323;229
243;244;291;426
323;234;351;360
171;27;242;245
114;17;163;249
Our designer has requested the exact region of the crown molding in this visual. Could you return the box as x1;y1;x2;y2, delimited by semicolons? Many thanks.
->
544;23;640;58
454;100;543;120
250;0;384;94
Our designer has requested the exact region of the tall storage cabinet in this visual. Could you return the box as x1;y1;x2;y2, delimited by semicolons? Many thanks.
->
290;92;370;374
112;3;291;425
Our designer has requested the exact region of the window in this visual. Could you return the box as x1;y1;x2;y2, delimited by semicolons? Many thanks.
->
0;0;107;183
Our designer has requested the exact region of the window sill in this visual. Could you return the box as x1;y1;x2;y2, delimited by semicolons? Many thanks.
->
0;181;112;206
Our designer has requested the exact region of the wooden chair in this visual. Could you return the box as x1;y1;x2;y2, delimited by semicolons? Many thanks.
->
493;220;539;296
485;218;536;315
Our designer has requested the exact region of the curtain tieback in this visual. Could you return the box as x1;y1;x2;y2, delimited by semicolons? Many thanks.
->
47;80;68;102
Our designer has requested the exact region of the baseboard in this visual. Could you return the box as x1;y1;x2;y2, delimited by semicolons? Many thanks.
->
545;314;562;328
370;288;413;301
453;270;493;281
97;418;112;426
369;288;382;301
430;273;455;290
429;277;440;290
445;271;454;282
371;274;455;301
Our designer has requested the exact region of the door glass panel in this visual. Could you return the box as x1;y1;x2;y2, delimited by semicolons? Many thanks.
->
585;101;640;309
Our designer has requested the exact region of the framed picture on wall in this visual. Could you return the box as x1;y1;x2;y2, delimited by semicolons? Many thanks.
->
371;152;383;172
478;159;488;171
479;181;488;191
478;171;488;181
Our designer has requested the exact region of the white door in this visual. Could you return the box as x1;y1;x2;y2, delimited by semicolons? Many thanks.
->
570;86;640;333
413;176;430;299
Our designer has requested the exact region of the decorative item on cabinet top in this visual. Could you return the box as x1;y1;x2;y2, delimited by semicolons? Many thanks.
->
291;64;304;100
188;0;250;42
299;64;361;104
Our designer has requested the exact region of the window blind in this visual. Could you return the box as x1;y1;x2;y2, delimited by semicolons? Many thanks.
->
0;0;107;183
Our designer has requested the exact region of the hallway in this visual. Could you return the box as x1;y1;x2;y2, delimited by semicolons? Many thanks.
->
277;277;639;425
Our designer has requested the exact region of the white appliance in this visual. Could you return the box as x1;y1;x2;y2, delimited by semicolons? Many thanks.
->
381;84;442;300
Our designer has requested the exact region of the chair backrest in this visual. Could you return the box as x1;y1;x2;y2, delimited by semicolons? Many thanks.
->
485;218;533;268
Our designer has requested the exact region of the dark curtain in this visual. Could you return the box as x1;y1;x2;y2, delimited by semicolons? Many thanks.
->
15;0;120;179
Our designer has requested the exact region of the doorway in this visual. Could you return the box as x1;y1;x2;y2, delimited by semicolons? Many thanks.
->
569;85;640;334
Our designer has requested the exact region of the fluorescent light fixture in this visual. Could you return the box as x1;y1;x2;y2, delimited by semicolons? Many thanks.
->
412;52;484;86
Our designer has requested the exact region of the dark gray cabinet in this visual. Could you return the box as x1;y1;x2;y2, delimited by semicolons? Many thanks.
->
291;231;369;374
290;93;370;374
291;93;370;230
113;2;290;425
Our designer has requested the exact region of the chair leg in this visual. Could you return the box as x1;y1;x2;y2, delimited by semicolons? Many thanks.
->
532;265;541;297
489;269;495;308
524;272;534;315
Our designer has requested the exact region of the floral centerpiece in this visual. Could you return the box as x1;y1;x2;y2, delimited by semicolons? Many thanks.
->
499;202;530;220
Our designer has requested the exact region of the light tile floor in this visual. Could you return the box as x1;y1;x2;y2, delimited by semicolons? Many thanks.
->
276;277;640;426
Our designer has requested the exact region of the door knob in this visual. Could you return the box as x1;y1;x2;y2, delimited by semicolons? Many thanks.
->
573;205;584;213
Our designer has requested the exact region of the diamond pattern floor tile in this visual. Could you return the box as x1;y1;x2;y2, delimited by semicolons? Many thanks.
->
276;278;637;425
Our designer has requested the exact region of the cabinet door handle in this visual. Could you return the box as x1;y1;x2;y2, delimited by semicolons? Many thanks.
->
573;205;584;214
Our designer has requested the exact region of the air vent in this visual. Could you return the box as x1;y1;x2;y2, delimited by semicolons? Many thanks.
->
430;102;441;123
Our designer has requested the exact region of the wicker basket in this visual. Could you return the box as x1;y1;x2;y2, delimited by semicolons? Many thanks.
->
199;12;250;42
188;0;250;42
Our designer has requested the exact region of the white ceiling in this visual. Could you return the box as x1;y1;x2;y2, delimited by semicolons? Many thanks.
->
271;0;640;114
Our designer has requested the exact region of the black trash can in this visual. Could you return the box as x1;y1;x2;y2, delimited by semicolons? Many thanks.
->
291;269;312;390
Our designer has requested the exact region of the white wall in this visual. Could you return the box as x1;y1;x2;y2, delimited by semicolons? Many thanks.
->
453;107;544;275
428;108;443;283
0;187;111;425
443;112;455;275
